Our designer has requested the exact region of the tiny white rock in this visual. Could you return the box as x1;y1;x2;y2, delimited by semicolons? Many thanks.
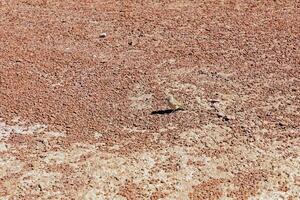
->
99;32;107;38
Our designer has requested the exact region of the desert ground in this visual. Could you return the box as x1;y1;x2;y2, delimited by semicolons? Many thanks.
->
0;0;299;199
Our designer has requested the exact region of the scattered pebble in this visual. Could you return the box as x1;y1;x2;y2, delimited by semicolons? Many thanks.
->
208;99;220;103
99;33;107;38
217;112;235;121
38;184;43;191
217;112;226;118
278;122;287;127
0;143;8;151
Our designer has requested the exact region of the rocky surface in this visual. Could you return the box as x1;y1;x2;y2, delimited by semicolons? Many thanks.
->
0;1;299;199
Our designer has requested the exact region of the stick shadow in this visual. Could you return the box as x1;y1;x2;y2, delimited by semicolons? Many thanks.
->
150;109;176;115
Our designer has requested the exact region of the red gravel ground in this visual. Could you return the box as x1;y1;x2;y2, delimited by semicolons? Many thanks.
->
0;1;299;199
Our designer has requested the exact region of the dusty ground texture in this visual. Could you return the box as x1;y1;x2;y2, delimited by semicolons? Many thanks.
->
0;0;300;199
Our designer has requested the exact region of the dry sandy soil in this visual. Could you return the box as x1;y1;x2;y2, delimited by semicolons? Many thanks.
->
0;0;299;199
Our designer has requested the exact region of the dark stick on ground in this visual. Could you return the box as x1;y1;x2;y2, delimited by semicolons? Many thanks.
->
151;109;175;115
151;108;184;115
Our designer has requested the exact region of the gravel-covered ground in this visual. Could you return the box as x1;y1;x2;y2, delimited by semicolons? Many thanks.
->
0;1;299;199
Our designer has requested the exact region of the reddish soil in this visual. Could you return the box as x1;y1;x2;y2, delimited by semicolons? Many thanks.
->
0;1;299;199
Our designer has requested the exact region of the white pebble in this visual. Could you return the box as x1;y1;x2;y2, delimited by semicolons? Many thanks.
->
99;33;107;38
